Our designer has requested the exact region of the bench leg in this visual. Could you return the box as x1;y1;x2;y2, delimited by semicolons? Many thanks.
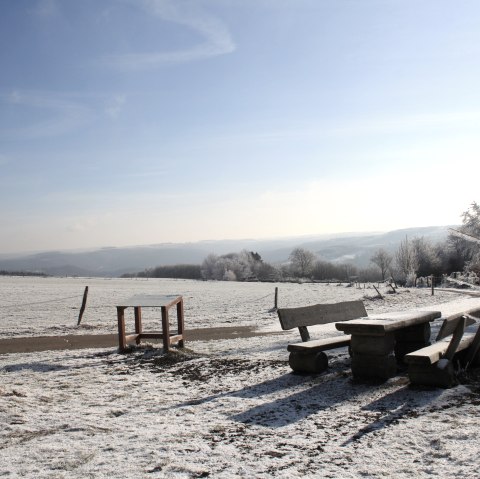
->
288;351;328;374
408;362;456;388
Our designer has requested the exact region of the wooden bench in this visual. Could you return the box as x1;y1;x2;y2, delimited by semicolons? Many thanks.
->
277;300;367;373
405;307;480;388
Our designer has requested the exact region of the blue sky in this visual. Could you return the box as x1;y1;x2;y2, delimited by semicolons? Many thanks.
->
1;0;480;253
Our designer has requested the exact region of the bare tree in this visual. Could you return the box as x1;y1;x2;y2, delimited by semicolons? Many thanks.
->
370;248;393;281
289;248;316;277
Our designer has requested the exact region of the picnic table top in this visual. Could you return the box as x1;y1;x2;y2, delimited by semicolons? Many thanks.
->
335;310;441;335
116;294;182;308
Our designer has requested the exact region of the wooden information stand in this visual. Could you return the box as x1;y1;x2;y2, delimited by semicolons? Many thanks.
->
116;294;185;352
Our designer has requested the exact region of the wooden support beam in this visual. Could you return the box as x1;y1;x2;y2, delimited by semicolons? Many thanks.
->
117;306;127;351
134;306;142;345
176;299;185;348
161;306;171;352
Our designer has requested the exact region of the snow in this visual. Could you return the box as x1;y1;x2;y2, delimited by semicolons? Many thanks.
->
1;277;480;478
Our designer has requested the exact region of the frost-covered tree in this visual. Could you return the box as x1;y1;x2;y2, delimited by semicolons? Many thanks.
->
201;254;219;280
455;202;480;274
200;250;271;281
370;249;393;281
411;237;441;277
395;236;418;283
289;248;316;277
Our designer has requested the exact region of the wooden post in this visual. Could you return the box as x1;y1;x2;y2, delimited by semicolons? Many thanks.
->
161;306;171;352
117;306;127;351
176;299;185;348
134;306;142;345
274;287;278;310
431;275;435;295
373;284;383;299
77;286;88;325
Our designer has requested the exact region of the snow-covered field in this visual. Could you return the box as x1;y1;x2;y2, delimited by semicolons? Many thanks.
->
1;277;480;478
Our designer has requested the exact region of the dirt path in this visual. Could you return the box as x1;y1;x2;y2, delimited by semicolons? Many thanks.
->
0;326;287;354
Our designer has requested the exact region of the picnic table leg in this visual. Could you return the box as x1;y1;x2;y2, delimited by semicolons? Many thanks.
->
134;306;142;345
350;333;397;380
161;306;171;353
117;306;127;352
177;299;185;348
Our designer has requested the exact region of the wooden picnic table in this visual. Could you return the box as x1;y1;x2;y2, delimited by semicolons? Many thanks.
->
116;294;185;352
335;310;441;379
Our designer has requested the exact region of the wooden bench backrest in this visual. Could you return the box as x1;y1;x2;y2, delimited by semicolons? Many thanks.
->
436;307;480;341
277;300;367;331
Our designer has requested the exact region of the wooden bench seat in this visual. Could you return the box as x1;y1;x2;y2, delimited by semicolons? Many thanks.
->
287;336;352;353
277;300;367;373
405;307;480;388
405;330;476;366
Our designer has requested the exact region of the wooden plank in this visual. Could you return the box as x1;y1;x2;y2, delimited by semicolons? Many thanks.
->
336;310;441;336
436;307;480;340
287;336;351;352
117;294;182;308
443;316;466;361
404;332;477;366
277;300;367;330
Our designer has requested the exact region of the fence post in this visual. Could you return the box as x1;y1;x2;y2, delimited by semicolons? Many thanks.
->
77;286;89;325
274;287;278;310
431;276;434;296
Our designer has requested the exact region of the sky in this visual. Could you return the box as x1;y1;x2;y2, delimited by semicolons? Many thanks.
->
1;0;480;254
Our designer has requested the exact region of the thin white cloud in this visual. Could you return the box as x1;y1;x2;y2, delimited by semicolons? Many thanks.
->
105;94;126;119
103;0;235;69
0;90;93;140
193;109;480;149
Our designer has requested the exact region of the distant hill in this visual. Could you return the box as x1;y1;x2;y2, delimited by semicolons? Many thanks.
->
0;226;453;277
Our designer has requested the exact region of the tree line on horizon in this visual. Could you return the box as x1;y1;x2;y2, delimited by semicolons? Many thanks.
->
123;202;480;285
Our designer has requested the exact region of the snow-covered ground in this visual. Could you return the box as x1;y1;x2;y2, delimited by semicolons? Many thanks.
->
1;277;480;478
